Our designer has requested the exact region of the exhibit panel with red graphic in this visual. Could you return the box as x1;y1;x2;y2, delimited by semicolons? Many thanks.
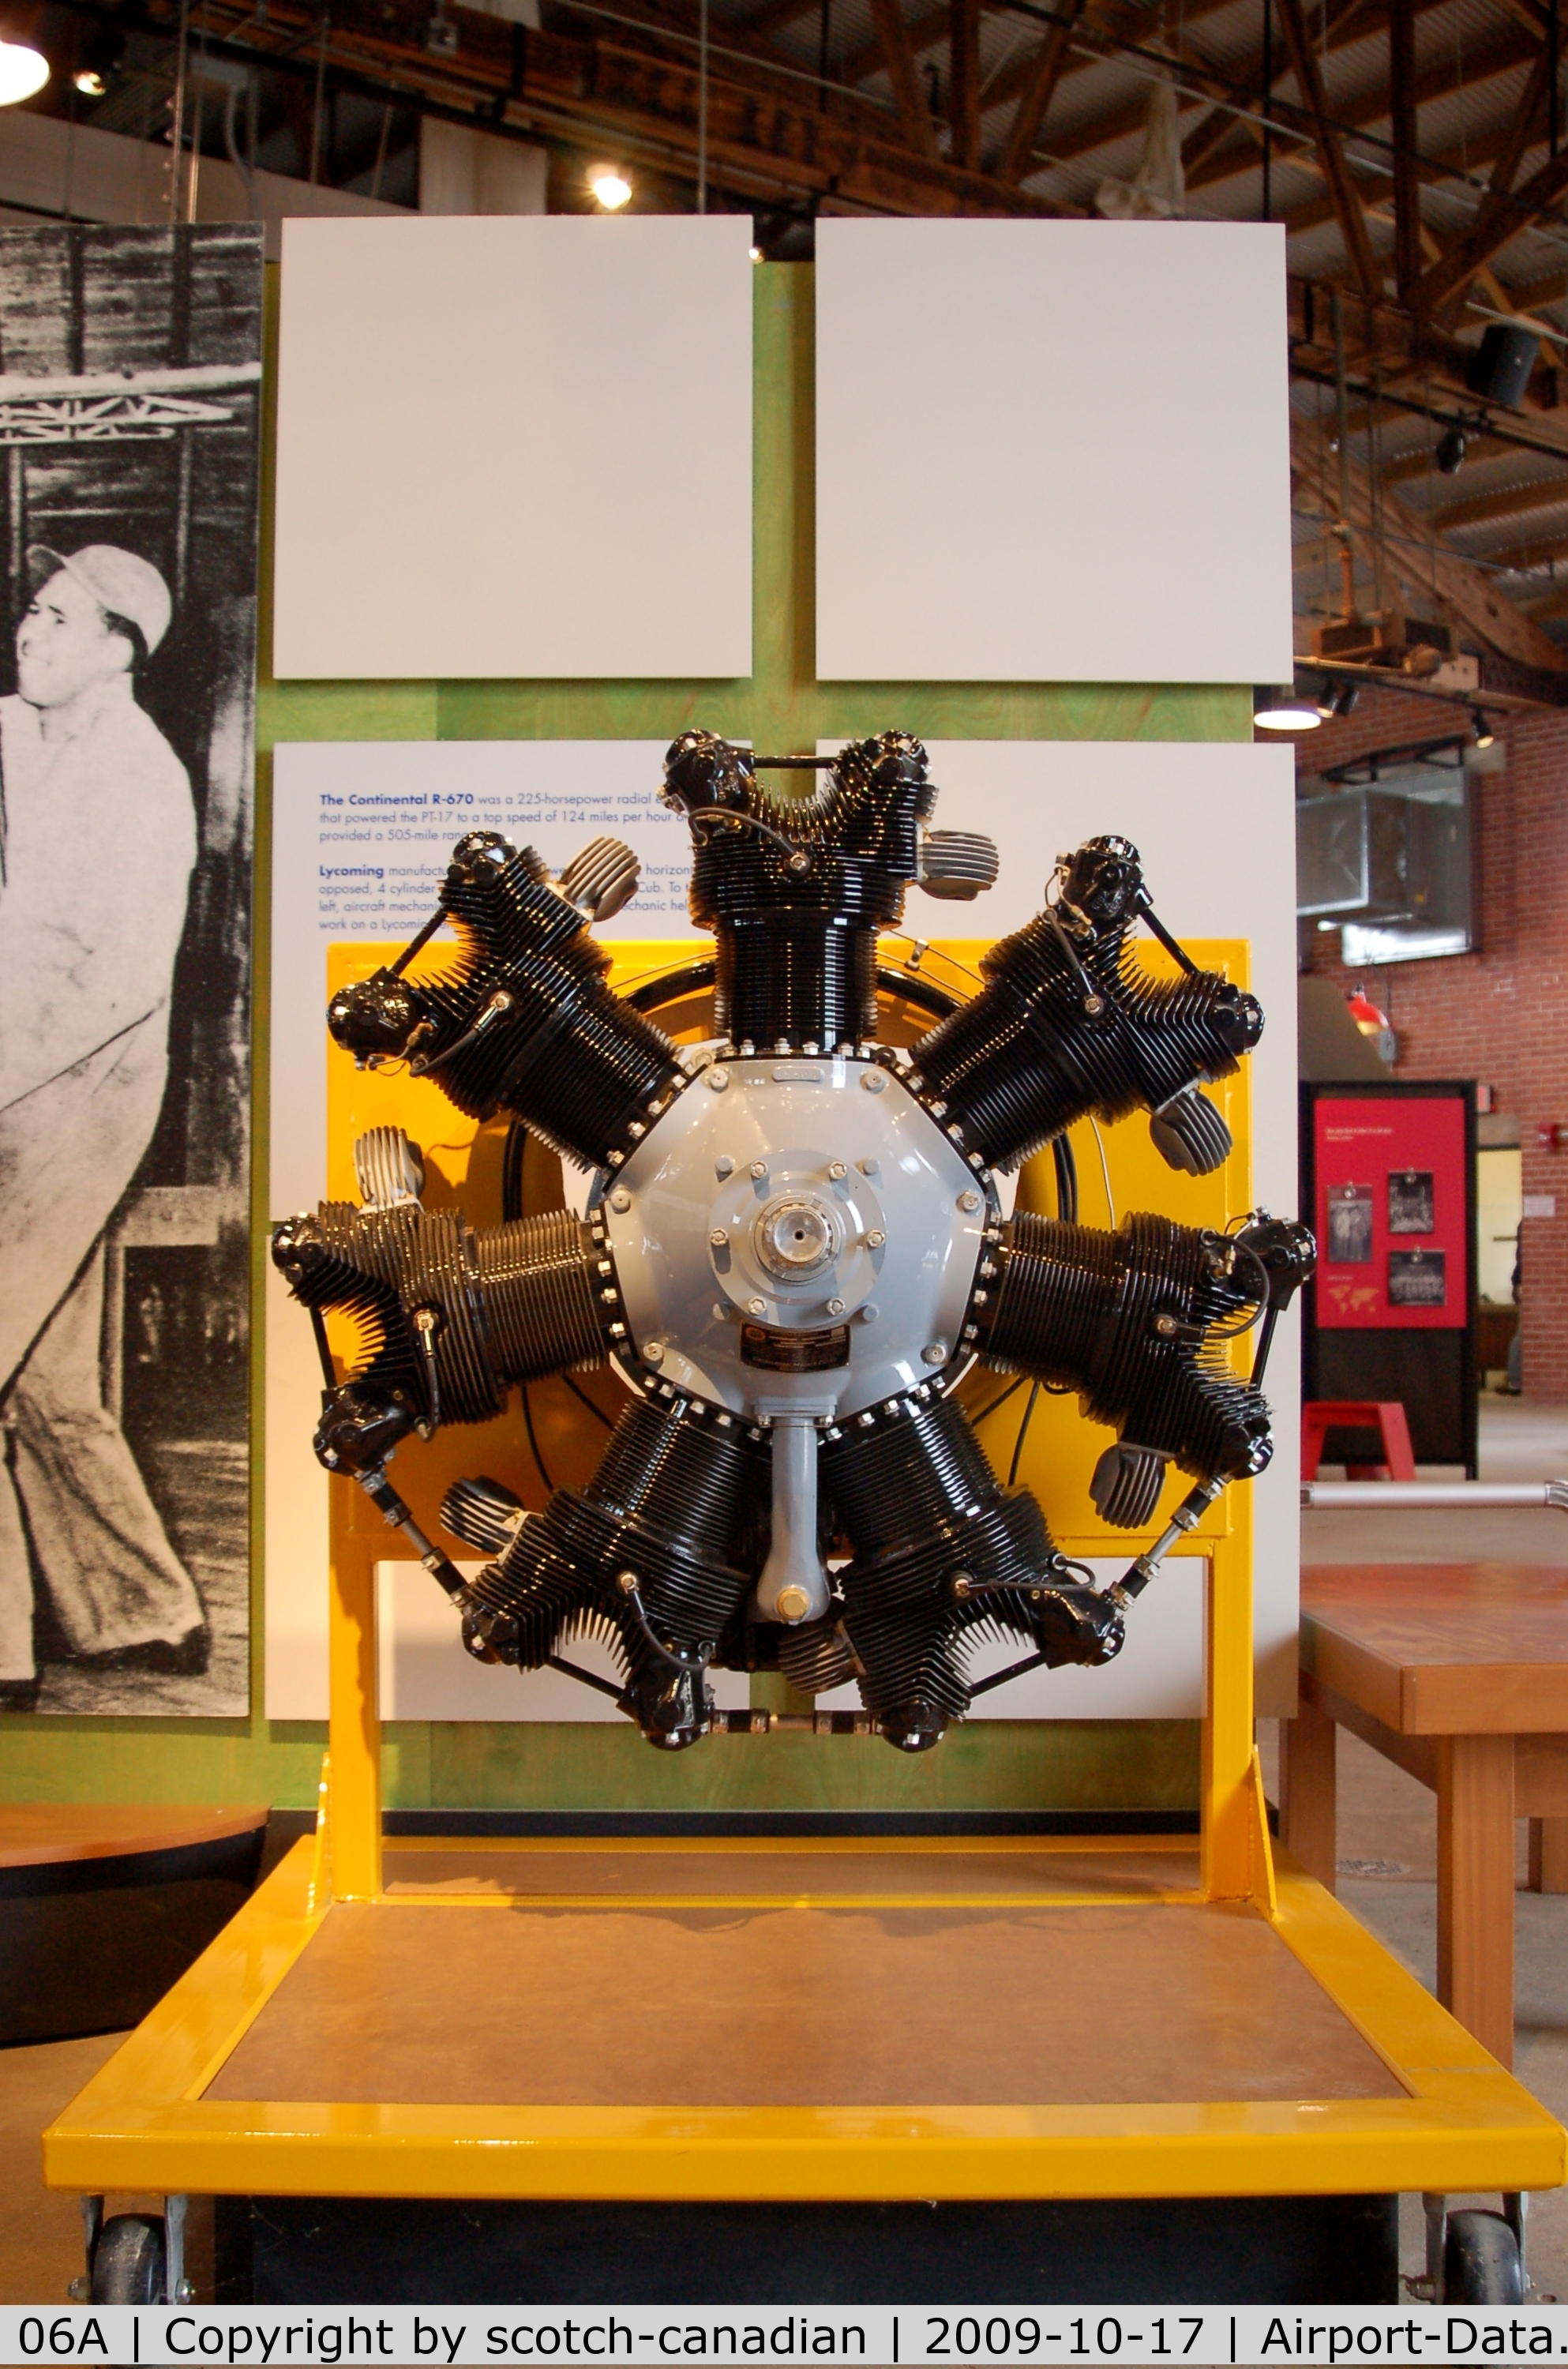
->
1300;1078;1477;1471
1314;1093;1469;1331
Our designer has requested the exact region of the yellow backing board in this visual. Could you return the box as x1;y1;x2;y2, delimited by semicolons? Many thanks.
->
321;935;1252;1561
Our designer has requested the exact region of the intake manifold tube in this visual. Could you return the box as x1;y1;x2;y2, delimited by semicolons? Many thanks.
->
752;1402;834;1626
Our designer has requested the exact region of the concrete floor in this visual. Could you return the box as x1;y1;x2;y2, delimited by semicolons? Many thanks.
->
3;1395;1567;2311
0;2029;157;2308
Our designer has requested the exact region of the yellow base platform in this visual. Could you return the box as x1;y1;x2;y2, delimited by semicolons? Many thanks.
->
43;1830;1565;2206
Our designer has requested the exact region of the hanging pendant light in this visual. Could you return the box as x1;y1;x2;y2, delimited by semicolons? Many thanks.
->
0;25;47;103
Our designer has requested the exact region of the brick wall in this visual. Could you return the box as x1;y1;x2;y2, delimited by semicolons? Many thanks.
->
1290;685;1568;1396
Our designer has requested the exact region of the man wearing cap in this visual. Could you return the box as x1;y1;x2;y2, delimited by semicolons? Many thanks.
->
0;544;207;1705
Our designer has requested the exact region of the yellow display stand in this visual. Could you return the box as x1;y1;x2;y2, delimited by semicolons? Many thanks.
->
44;940;1562;2255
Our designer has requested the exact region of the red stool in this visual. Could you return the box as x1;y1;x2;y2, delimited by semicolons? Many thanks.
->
1301;1399;1417;1482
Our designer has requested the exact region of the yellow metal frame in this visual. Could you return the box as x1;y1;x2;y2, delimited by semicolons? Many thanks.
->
43;1832;1565;2201
312;935;1262;1908
43;933;1567;2206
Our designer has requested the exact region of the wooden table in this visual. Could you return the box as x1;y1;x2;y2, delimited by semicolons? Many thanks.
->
1281;1564;1568;2068
0;1804;268;2044
0;1804;268;1869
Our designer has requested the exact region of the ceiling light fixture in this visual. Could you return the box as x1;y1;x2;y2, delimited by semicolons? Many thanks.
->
1435;422;1469;475
0;31;48;103
1253;685;1323;731
589;167;632;210
71;24;121;99
1471;710;1495;750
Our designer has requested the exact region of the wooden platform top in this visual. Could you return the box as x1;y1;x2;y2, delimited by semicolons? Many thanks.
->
1300;1564;1568;1736
205;1882;1405;2112
0;1804;268;1870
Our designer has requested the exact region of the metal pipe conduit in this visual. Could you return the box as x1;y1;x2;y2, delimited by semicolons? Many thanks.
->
1301;1481;1568;1512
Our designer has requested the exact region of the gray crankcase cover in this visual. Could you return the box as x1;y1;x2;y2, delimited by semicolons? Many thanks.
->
602;1054;989;1419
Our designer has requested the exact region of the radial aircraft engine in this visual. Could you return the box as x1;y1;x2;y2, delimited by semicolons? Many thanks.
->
276;731;1314;1751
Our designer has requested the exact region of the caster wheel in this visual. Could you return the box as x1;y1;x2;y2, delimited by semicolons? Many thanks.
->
1445;2210;1526;2303
90;2213;167;2303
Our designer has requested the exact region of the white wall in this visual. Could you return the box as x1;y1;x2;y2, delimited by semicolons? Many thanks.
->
418;120;546;214
0;109;405;257
815;220;1295;687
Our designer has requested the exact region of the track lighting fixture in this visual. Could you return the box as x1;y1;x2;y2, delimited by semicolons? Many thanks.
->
590;167;633;209
1435;423;1469;476
1253;685;1323;731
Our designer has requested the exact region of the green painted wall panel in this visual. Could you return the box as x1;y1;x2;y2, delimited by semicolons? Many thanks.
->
421;1718;1200;1814
0;257;1247;1814
433;268;1249;752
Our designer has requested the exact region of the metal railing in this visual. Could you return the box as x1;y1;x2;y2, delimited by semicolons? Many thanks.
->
1302;1479;1568;1513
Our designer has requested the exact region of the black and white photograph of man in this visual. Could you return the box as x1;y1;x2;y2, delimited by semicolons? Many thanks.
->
0;544;206;1703
0;224;262;1715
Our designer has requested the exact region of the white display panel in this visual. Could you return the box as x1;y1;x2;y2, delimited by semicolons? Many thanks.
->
273;217;753;681
265;739;685;1721
376;1565;751;1721
815;220;1294;687
266;735;1296;1722
913;738;1300;1717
